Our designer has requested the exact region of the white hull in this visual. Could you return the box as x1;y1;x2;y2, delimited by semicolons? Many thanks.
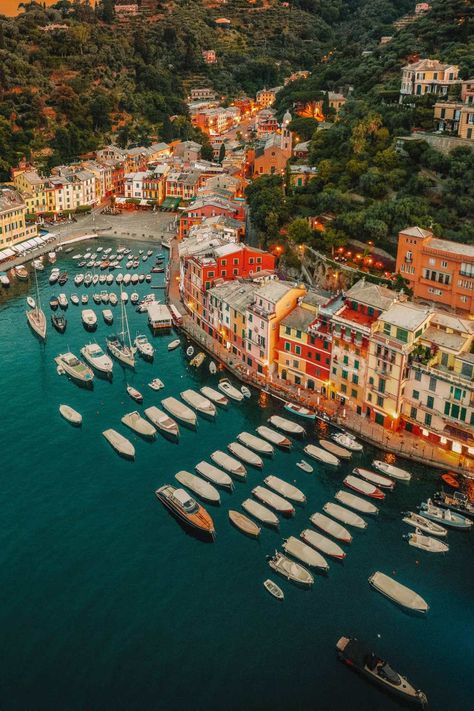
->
211;450;246;479
268;415;304;435
228;442;263;468
81;344;113;374
269;552;313;586
253;486;295;516
304;444;339;466
181;389;216;417
218;379;243;401
175;470;220;504
373;459;411;481
319;439;351;459
354;467;394;490
323;502;367;529
144;406;179;437
264;475;305;503
237;432;273;455
335;490;378;515
402;512;447;537
255;425;291;448
162;397;197;426
121;411;156;438
195;461;233;489
26;308;47;339
242;499;278;527
310;512;352;543
300;529;346;559
369;571;429;613
59;404;82;425
200;386;228;406
103;428;135;459
283;536;328;571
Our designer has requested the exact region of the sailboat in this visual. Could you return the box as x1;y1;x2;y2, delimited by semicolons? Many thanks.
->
106;286;136;367
26;267;47;340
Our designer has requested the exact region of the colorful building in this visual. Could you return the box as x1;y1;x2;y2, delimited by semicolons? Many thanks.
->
400;59;459;100
178;196;246;240
0;186;37;249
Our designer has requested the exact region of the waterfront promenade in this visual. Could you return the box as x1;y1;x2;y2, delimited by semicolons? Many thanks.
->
166;237;473;476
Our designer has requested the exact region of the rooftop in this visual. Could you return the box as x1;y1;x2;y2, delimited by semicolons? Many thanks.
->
345;278;396;310
281;306;315;331
400;226;433;239
253;280;300;304
335;304;378;330
380;302;430;331
428;237;474;259
422;326;467;353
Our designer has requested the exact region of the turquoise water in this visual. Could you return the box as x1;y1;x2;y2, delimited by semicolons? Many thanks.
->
0;239;472;710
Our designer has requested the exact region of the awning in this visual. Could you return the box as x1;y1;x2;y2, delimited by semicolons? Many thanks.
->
0;248;15;259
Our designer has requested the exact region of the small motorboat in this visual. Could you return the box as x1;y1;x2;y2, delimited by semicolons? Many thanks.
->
144;406;179;438
130;292;139;304
310;512;352;543
284;403;315;420
229;510;260;538
200;386;228;407
195;461;233;490
81;309;97;331
336;636;428;707
323;502;367;529
211;450;246;480
283;536;329;572
155;485;215;539
149;378;164;391
253;486;295;517
369;571;429;613
304;444;339;466
190;352;205;368
344;475;385;500
353;467;394;490
237;432;273;456
49;296;59;310
263;579;284;600
419;500;472;530
103;309;113;325
54;352;94;386
181;390;216;417
433;491;474;519
59;404;82;426
255;426;291;449
51;314;67;333
127;385;143;403
121;411;156;439
333;432;363;451
441;472;460;489
168;339;181;351
405;529;449;553
49;268;59;284
228;442;263;468
296;460;313;473
57;271;68;285
74;274;84;286
175;471;220;505
300;529;346;560
70;294;79;305
373;460;411;482
268;415;304;435
121;292;128;303
14;265;29;280
81;294;89;304
264;475;305;504
335;490;378;515
319;439;351;459
218;378;244;402
58;293;68;309
402;511;447;537
241;386;251;399
109;293;118;306
268;551;313;587
186;345;194;358
209;361;217;374
32;259;44;271
161;397;197;427
134;334;154;360
93;293;101;304
100;290;109;304
242;499;278;527
27;296;36;309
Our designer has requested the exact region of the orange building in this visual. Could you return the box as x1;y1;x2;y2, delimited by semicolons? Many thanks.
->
396;226;474;314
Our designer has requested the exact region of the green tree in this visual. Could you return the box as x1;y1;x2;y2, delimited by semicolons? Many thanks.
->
218;143;226;164
287;217;313;244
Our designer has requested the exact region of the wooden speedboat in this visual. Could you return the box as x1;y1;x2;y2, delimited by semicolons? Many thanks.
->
59;404;82;426
103;428;135;459
155;484;215;538
126;385;143;403
337;636;428;706
229;510;261;538
175;470;220;505
263;579;284;599
369;571;429;613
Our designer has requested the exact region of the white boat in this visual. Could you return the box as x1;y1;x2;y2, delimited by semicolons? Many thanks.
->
149;378;164;391
402;512;447;537
109;293;118;306
195;461;233;490
58;293;68;309
323;502;367;529
49;267;59;284
344;475;385;500
229;510;261;538
59;404;82;426
253;486;295;516
369;571;429;613
0;273;10;287
300;529;346;560
32;259;44;271
284;403;315;420
218;378;244;401
103;429;135;459
126;385;143;403
161;397;197;427
55;352;94;385
27;296;36;309
186;345;194;358
211;450;246;479
74;274;84;286
121;292;128;303
353;467;395;490
320;439;352;459
209;361;217;374
81;295;88;304
81;309;97;330
70;294;79;305
130;292;139;304
180;389;216;417
168;339;181;351
263;579;284;599
283;536;329;571
333;432;363;451
310;512;352;543
419;501;472;530
228;442;263;468
106;290;136;367
200;386;228;407
242;499;278;527
134;334;154;360
121;411;156;438
268;551;313;587
144;406;179;438
304;444;339;466
103;309;113;325
175;470;220;504
268;415;304;435
255;425;291;449
80;343;113;374
335;490;379;515
100;290;109;303
296;460;313;473
26;268;47;339
373;459;411;482
241;386;251;398
237;432;273;455
405;530;449;553
264;475;305;504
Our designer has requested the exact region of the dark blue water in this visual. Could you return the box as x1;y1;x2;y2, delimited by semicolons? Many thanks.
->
0;239;472;710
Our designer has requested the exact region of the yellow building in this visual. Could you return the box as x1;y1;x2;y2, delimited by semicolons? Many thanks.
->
0;186;37;249
13;169;50;214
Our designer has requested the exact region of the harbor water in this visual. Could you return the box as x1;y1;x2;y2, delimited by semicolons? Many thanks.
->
0;239;473;710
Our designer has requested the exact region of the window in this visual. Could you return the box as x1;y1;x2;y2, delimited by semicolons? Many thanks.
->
354;359;359;370
383;323;391;335
285;326;291;335
427;395;434;409
221;270;226;277
343;355;349;365
316;353;320;362
332;367;337;375
341;384;347;394
369;376;374;385
342;370;348;380
410;406;417;419
396;328;408;343
295;345;301;355
296;330;302;339
413;389;419;400
352;374;359;385
284;342;291;352
415;370;422;382
429;376;437;392
293;360;299;369
233;258;238;265
424;413;432;427
351;389;357;398
378;378;385;393
376;395;384;408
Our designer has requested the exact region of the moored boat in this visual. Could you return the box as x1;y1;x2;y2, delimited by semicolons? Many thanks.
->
181;389;216;417
323;502;367;529
229;510;260;538
304;444;339;466
300;529;346;560
55;352;94;386
81;309;97;331
284;402;315;419
237;431;273;455
148;378;164;391
268;551;313;587
252;485;295;516
310;512;352;543
103;428;135;459
59;404;82;426
333;432;363;451
134;334;154;360
296;460;314;473
200;386;228;407
228;442;263;468
14;264;28;280
255;425;291;449
175;470;220;504
344;475;385;500
373;460;411;482
58;293;68;309
241;386;251;399
155;484;215;538
49;296;59;310
144;406;179;438
283;536;328;571
195;461;233;490
419;500;472;530
402;511;447;537
433;490;474;519
167;339;180;351
162;396;197;427
320;439;352;459
405;530;449;553
126;385;143;403
263;579;284;599
242;498;278;527
121;411;156;438
51;314;67;333
264;475;305;503
211;450;246;479
369;571;429;613
336;636;428;707
190;352;205;368
81;343;113;375
268;415;304;435
335;490;378;515
353;467;395;490
103;309;113;325
218;378;244;401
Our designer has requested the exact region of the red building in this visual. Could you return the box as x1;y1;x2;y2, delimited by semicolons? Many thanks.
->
178;196;246;239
